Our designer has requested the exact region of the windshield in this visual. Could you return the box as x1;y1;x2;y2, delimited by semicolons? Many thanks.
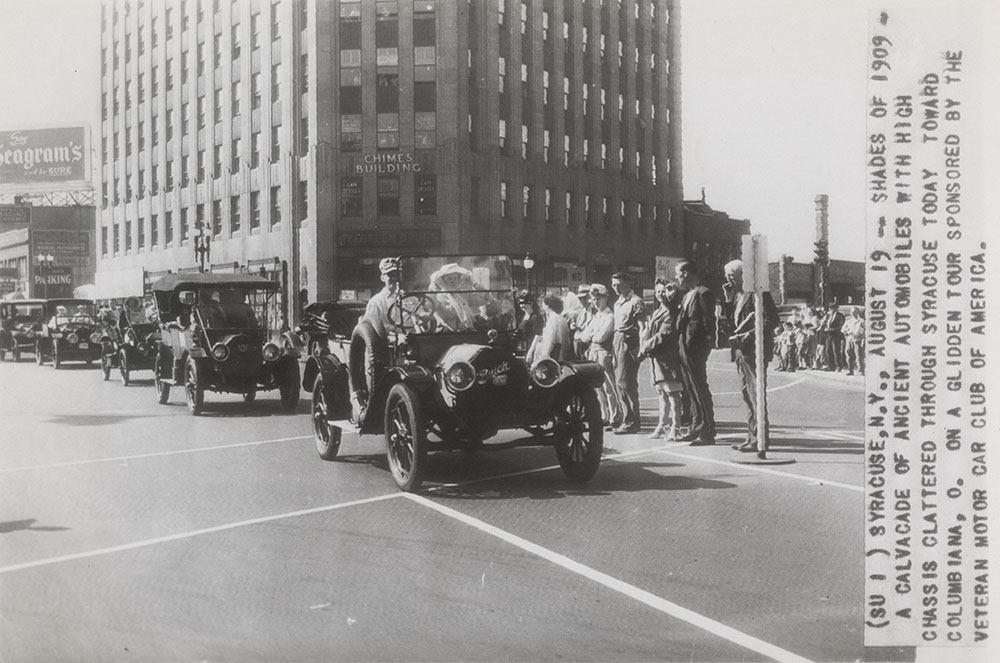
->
51;303;96;326
7;303;44;322
393;257;517;334
193;287;271;329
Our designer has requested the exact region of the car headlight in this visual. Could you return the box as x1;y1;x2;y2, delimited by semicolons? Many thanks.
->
212;343;231;361
531;359;560;388
138;342;148;355
25;329;35;338
90;332;102;343
262;342;281;362
67;333;79;344
444;361;476;392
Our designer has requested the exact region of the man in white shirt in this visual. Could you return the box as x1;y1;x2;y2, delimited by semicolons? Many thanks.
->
578;283;621;428
363;257;402;339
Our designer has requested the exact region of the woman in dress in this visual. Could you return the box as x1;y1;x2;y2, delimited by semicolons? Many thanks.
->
639;278;685;439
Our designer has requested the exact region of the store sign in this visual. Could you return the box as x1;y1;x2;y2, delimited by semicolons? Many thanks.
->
655;255;685;281
0;205;30;226
32;230;91;258
0;126;91;191
337;228;441;248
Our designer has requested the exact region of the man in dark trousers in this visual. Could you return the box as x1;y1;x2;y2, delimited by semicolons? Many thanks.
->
722;259;780;455
821;303;846;371
674;260;716;445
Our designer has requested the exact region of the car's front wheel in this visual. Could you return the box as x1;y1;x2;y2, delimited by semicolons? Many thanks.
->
185;357;204;415
154;354;171;404
553;387;604;483
119;350;130;386
312;374;343;461
384;383;428;492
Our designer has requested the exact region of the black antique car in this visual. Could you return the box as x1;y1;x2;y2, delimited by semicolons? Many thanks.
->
302;255;605;492
0;299;45;362
35;299;102;368
98;297;160;385
150;273;301;415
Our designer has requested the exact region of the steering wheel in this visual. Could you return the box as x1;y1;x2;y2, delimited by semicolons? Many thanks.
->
388;294;437;333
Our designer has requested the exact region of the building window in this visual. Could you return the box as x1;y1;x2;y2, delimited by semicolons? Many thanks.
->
341;177;362;216
231;24;241;60
522;184;531;220
250;10;260;50
565;191;572;225
415;175;436;216
500;180;509;218
498;56;505;94
271;125;280;163
270;185;281;228
377;175;400;216
543;129;550;163
564;134;570;167
544;188;552;223
231;195;241;233
603;197;610;228
213;200;222;236
151;213;159;247
298;180;308;222
165;211;174;244
271;63;280;102
181;208;189;242
520;1;527;34
231;138;240;172
102;226;108;256
251;72;261;109
250;191;260;229
166;160;174;189
521;124;528;159
251;132;260;168
113;224;120;254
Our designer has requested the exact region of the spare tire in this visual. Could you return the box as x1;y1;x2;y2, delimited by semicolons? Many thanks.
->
348;320;389;406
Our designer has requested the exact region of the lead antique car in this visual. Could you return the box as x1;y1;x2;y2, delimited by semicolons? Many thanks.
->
34;299;102;368
302;254;605;492
150;273;301;415
0;299;45;362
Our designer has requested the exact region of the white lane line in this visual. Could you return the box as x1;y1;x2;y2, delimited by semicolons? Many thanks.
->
0;436;312;473
641;376;807;401
653;449;864;493
404;493;814;663
0;493;404;575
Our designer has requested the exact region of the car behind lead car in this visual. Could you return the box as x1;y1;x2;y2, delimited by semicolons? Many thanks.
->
35;299;102;368
150;273;301;415
0;299;45;362
302;254;605;492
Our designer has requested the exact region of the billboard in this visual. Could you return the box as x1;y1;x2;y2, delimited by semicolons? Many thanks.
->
0;126;91;192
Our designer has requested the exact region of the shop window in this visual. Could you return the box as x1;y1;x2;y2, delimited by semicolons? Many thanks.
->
341;177;362;216
377;176;399;216
415;175;436;216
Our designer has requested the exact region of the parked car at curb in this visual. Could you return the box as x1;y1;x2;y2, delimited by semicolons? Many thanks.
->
149;273;301;415
0;299;45;362
302;254;605;492
35;299;102;368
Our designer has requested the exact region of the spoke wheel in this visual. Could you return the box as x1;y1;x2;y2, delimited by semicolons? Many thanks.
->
154;354;171;404
119;350;130;386
553;387;604;483
185;357;204;415
312;375;343;460
384;383;427;492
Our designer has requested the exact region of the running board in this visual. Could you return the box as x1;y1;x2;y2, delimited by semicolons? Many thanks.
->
328;419;360;434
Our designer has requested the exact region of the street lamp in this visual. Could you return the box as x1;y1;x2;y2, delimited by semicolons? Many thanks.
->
523;252;535;294
34;253;55;299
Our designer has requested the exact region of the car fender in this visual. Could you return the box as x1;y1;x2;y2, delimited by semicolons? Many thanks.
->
304;354;344;392
559;361;605;389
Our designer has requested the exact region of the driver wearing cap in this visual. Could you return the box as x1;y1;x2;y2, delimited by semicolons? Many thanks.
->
363;257;403;339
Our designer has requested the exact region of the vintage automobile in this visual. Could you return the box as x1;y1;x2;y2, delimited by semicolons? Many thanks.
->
302;254;605;492
98;297;160;385
150;273;301;415
0;299;45;362
34;299;102;368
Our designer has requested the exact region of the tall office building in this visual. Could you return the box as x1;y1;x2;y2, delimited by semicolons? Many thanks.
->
97;0;683;311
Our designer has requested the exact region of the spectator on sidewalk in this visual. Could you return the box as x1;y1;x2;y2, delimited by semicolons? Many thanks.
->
843;307;866;375
674;260;717;445
578;284;622;429
639;278;685;440
610;272;647;434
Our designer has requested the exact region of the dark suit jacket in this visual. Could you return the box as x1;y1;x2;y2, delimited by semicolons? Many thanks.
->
677;284;716;353
728;290;780;362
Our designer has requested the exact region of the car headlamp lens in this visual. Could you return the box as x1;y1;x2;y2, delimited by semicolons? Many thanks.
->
445;362;476;392
531;359;560;387
138;343;148;355
67;333;79;344
90;332;102;343
212;343;231;361
262;342;281;362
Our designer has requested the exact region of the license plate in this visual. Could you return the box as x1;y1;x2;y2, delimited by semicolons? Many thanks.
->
79;342;89;349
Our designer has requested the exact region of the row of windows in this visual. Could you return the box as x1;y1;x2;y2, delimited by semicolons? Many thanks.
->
101;182;306;256
340;175;437;218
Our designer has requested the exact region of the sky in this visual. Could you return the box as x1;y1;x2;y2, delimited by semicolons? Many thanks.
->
0;0;995;264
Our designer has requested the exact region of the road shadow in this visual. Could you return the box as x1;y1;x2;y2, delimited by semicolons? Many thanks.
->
49;364;99;371
196;400;309;418
0;518;70;534
770;437;863;455
46;413;164;426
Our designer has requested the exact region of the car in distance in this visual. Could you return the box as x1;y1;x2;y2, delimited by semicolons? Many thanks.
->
0;299;45;362
150;273;301;415
302;254;605;492
35;299;102;368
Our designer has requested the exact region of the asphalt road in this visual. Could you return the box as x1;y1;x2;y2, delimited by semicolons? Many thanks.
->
0;351;887;662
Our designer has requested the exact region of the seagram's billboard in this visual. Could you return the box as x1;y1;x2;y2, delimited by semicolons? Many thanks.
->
0;125;91;192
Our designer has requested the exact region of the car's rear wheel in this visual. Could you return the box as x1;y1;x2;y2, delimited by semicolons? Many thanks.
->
553;387;604;483
185;357;204;415
101;352;112;380
279;359;301;411
119;350;130;386
0;349;5;361
154;354;171;404
312;374;343;460
384;383;427;492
